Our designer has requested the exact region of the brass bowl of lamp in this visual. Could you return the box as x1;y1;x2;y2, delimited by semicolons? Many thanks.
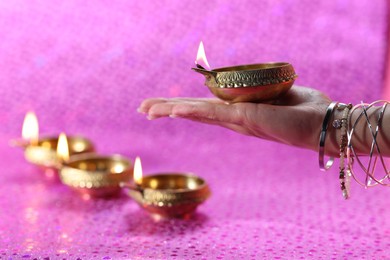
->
193;62;297;103
122;173;211;218
59;154;133;197
24;136;95;168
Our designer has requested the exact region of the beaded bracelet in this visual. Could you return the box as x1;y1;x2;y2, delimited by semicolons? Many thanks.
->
333;103;352;199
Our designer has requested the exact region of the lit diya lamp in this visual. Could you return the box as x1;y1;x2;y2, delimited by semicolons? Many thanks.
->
11;111;94;169
193;41;297;103
121;157;211;218
58;134;133;197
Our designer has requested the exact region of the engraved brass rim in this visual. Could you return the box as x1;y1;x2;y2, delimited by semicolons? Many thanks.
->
59;153;133;189
214;62;296;87
192;62;297;103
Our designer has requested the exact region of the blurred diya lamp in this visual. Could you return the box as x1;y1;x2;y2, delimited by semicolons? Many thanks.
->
11;112;94;169
121;157;211;218
59;152;133;198
193;41;297;103
24;135;94;168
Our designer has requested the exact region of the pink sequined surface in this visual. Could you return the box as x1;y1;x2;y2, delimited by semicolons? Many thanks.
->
0;1;389;259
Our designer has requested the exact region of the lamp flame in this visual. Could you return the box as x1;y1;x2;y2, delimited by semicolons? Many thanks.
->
22;111;39;145
195;41;211;70
57;132;69;162
134;156;143;185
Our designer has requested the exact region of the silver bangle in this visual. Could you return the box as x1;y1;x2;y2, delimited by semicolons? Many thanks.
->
319;101;338;171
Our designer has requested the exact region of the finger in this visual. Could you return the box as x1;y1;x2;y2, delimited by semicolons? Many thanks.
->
138;97;223;114
142;98;233;119
141;98;251;133
145;99;222;119
171;101;245;124
138;98;168;114
147;102;177;119
138;98;225;113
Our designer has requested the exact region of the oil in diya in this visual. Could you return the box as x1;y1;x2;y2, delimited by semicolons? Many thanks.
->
193;41;298;103
121;157;211;218
57;134;133;198
12;112;95;169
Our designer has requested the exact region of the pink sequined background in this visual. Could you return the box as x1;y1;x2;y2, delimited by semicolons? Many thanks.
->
0;0;389;259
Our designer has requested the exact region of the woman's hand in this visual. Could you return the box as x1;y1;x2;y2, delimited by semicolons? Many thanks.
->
138;86;333;152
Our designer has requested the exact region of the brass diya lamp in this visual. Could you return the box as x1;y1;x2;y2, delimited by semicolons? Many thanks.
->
193;42;297;103
59;153;133;197
121;157;211;218
12;112;94;169
24;135;95;168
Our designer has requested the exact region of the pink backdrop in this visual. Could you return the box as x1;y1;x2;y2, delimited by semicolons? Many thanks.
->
0;0;389;259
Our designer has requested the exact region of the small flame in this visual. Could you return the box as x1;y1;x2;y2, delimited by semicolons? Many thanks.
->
134;156;143;185
195;41;211;70
57;132;70;162
22;111;39;145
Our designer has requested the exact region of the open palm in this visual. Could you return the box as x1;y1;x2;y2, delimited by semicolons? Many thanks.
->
139;86;332;152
